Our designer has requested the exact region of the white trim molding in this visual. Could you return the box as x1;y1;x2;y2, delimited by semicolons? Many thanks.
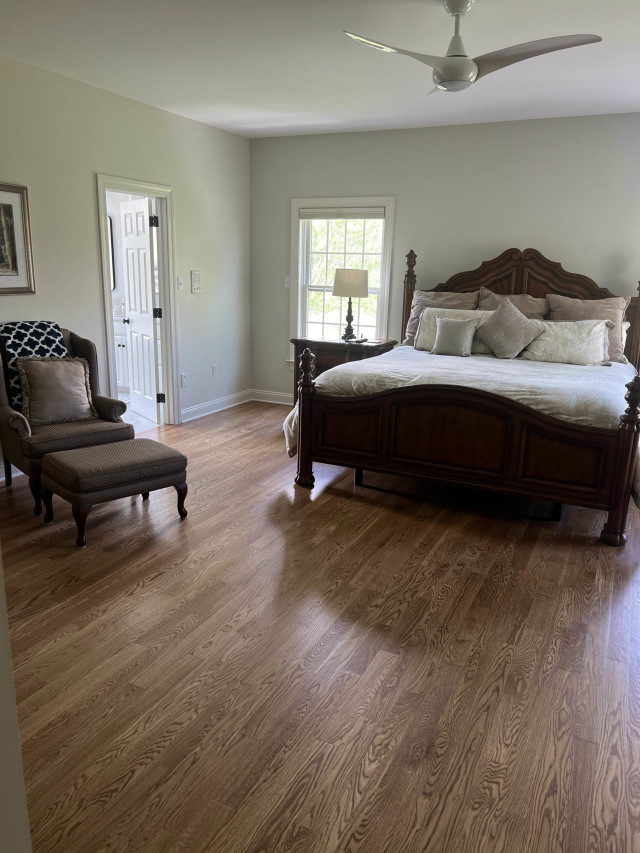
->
289;196;396;358
181;389;294;422
181;391;253;422
96;173;180;425
250;390;294;407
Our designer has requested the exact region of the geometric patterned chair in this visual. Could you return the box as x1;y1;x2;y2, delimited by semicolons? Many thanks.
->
0;325;134;515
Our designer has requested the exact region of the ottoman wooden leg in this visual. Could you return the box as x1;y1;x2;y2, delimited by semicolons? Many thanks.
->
42;490;54;524
4;459;12;486
175;483;188;519
29;476;42;516
72;504;91;548
141;492;149;501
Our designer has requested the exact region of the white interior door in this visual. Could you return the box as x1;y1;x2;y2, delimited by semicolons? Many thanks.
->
120;198;158;422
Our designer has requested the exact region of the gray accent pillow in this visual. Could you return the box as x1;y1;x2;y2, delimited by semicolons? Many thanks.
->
415;307;494;353
404;289;479;345
476;299;544;359
431;317;479;357
478;287;547;319
546;293;630;363
17;356;97;425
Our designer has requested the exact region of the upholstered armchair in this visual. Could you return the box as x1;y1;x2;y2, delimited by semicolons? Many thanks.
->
0;327;134;515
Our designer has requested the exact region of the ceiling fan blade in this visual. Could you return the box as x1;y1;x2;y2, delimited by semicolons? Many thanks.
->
474;34;602;80
343;31;444;71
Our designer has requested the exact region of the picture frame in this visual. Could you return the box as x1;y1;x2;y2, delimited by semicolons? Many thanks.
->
0;183;35;294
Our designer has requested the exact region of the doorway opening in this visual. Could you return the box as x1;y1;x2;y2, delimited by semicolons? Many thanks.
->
97;175;179;426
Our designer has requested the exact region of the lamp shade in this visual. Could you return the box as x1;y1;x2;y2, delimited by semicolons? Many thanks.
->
332;268;368;298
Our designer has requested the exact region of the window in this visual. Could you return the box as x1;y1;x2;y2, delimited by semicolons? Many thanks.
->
290;198;395;345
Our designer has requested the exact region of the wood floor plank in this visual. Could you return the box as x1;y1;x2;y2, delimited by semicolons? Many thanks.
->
1;402;638;852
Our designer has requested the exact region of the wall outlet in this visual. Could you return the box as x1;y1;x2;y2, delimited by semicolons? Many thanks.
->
180;373;188;388
212;364;218;377
177;276;184;291
191;270;202;294
285;276;291;289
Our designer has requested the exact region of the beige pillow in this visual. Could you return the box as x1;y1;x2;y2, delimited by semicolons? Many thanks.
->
520;319;612;365
546;293;630;363
415;307;493;353
17;356;97;425
478;287;547;319
476;299;544;359
432;317;478;357
404;290;478;345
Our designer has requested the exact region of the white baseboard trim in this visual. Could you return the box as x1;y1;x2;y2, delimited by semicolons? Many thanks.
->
179;389;296;423
249;389;294;407
180;390;253;422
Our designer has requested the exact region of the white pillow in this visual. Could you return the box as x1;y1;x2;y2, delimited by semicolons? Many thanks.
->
415;307;494;354
520;319;613;365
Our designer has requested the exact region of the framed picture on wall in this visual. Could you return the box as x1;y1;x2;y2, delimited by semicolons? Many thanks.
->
0;183;35;294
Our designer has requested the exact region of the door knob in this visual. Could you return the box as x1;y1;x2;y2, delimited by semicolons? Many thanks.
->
122;318;130;324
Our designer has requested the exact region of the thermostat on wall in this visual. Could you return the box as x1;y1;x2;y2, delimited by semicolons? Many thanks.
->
191;270;202;294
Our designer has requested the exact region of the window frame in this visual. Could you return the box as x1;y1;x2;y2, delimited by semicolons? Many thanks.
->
289;197;395;359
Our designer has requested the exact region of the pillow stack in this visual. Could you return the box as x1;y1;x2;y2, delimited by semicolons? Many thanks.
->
545;293;630;363
409;286;631;366
0;320;69;412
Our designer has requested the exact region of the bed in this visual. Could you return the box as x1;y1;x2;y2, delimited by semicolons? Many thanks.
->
291;248;640;546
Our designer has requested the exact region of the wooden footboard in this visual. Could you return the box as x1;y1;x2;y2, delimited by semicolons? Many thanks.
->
295;348;640;546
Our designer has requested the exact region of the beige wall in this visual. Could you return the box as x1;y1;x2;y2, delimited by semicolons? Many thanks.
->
250;113;640;394
0;55;251;417
0;550;32;852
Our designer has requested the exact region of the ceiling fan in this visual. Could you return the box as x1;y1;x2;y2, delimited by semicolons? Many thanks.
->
344;0;601;93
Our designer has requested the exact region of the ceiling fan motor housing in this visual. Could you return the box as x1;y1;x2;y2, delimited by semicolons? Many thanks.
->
442;0;474;15
432;55;478;90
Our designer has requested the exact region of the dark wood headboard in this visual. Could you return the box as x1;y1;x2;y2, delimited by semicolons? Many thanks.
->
402;248;640;369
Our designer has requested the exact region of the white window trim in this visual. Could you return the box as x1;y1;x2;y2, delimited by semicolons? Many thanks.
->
288;196;395;361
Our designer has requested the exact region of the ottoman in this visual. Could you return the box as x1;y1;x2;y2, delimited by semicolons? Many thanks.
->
41;438;188;547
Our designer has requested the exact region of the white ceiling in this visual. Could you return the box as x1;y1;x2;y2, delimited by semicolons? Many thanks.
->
1;0;638;138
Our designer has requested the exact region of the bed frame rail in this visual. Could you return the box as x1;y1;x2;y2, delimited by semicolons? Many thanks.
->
296;348;640;545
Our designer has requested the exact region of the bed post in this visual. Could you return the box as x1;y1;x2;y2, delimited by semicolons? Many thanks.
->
401;250;418;341
295;348;316;488
601;375;640;545
626;281;640;369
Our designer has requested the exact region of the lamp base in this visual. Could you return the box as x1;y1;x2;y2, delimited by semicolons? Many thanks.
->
341;297;356;340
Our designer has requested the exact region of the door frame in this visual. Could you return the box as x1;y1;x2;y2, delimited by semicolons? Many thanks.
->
96;174;180;425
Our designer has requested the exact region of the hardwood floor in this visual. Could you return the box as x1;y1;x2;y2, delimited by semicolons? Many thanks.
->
2;401;639;852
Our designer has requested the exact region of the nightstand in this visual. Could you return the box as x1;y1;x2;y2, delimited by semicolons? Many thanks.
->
290;338;397;402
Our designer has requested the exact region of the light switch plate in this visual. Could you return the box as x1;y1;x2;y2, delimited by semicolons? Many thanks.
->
191;270;202;294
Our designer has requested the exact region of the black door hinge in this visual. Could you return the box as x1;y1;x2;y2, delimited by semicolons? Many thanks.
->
156;393;166;403
149;215;159;228
153;307;163;319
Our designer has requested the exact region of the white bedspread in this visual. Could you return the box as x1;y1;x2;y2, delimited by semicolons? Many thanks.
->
284;349;640;499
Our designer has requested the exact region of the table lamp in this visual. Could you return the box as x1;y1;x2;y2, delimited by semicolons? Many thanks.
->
332;268;368;341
